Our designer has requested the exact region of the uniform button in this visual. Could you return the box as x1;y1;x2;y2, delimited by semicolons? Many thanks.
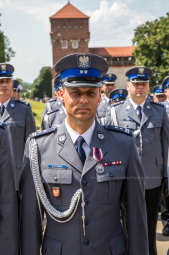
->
83;239;89;245
54;177;58;181
82;180;87;186
109;173;114;177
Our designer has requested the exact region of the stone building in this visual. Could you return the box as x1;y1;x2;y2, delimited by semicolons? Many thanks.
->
49;2;135;88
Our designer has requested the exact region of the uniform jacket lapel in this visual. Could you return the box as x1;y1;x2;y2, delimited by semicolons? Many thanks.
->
141;98;152;127
57;123;83;173
125;99;140;125
0;98;16;122
82;122;106;177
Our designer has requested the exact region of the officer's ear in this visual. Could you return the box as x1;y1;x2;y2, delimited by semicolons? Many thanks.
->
98;88;102;104
61;87;65;105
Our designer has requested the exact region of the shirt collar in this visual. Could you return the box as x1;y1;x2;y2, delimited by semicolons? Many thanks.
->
0;98;11;108
103;95;109;103
129;97;146;110
65;119;95;147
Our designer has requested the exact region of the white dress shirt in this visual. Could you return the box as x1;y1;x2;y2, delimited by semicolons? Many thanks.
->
0;98;11;108
129;98;145;111
65;119;95;157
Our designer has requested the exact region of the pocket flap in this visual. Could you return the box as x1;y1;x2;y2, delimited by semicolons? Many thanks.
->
147;120;161;128
97;166;125;182
7;121;25;127
42;169;72;184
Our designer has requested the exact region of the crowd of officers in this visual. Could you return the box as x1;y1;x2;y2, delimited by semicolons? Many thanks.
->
0;53;169;255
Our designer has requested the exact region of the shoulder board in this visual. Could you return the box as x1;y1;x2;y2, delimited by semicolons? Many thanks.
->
113;101;125;107
30;127;56;139
48;98;57;103
0;122;6;129
150;101;164;107
15;100;30;106
47;109;59;115
104;125;132;136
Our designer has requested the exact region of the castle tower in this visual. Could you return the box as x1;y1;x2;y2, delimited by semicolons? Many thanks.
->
50;2;90;66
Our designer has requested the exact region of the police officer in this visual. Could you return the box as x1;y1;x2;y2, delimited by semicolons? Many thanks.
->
162;76;169;115
41;74;66;129
0;63;36;190
13;79;21;100
153;84;166;103
104;89;128;125
21;54;148;255
0;123;18;254
97;73;116;125
107;66;169;255
161;76;169;236
110;88;128;104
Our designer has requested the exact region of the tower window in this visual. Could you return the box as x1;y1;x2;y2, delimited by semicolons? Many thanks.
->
61;40;68;49
72;40;79;49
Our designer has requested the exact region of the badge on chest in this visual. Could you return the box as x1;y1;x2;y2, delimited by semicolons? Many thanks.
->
52;187;61;198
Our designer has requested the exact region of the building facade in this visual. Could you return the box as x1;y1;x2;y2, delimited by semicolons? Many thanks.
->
50;2;135;88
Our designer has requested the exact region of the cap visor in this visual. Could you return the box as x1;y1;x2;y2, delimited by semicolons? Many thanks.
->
0;76;12;80
63;81;102;88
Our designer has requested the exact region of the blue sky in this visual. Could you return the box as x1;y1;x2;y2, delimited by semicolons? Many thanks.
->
0;0;168;83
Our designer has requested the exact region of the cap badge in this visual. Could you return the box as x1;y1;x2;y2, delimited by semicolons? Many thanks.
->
139;67;144;74
78;55;90;69
1;64;6;72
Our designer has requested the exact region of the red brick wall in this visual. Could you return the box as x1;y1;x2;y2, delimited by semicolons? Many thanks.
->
50;18;90;65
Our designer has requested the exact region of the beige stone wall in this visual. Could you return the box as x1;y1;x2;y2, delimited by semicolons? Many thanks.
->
108;65;135;89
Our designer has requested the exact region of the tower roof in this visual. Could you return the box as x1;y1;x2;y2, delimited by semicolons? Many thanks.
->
50;2;89;20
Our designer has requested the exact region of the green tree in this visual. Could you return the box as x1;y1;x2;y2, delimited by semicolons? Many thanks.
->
31;67;52;99
132;12;169;87
0;14;15;62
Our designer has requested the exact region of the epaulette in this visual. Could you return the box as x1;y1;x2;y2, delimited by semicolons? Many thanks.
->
47;109;59;115
15;100;30;106
30;127;56;139
104;125;132;136
48;98;57;103
113;101;125;107
150;101;164;107
0;122;6;129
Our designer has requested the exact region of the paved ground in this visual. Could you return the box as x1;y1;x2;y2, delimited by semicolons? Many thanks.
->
157;216;169;255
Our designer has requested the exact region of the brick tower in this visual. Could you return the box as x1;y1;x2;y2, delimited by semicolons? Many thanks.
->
50;2;90;66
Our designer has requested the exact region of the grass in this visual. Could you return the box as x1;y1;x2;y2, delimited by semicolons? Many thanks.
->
25;99;45;130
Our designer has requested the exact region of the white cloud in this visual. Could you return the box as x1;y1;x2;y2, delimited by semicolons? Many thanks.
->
0;0;63;32
86;0;155;47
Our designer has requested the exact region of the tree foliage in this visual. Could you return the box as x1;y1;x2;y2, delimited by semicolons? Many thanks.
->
0;14;15;62
31;67;52;99
132;12;169;86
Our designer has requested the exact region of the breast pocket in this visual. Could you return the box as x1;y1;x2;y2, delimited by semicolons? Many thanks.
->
120;120;136;130
145;120;162;140
42;169;72;209
7;121;25;140
96;165;126;204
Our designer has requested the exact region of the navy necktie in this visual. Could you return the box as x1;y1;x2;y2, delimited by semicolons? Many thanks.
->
0;105;5;117
136;105;142;121
75;136;86;165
